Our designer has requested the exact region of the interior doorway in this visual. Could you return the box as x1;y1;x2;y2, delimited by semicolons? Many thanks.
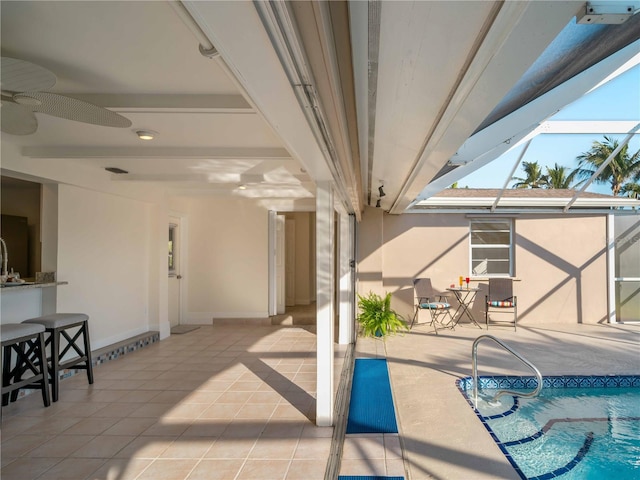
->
168;216;182;329
270;211;316;325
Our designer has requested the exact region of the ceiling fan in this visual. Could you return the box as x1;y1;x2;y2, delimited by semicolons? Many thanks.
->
1;56;132;135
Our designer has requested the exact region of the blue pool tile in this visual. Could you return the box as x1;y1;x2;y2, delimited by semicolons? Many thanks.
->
498;378;511;389
605;376;618;387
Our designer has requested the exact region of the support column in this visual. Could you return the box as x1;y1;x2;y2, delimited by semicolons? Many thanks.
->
606;213;616;324
268;211;277;316
150;200;170;340
338;210;354;345
316;182;335;426
41;184;59;315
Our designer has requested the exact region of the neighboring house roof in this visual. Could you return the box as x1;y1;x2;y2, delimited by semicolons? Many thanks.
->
411;188;640;212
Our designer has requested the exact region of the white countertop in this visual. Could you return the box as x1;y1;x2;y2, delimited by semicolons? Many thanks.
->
0;281;68;293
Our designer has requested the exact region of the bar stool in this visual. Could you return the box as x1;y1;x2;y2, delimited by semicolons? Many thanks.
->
23;313;93;402
2;323;51;407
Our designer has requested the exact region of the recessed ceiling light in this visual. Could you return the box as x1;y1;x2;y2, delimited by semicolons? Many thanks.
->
238;185;247;190
135;130;156;141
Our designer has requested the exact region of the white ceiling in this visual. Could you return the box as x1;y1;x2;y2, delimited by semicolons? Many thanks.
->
1;1;638;214
1;1;314;206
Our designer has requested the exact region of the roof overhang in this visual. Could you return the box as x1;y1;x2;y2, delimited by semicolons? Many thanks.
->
410;194;640;213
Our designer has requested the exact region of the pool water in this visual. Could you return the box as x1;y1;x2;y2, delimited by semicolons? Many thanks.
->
458;376;640;480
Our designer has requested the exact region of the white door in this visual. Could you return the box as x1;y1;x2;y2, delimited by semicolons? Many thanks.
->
168;217;181;328
285;218;296;306
276;215;286;314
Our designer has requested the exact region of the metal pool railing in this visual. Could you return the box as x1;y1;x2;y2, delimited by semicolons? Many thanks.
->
472;334;543;408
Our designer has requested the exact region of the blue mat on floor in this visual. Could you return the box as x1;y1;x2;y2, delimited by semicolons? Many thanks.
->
346;358;398;434
339;477;404;480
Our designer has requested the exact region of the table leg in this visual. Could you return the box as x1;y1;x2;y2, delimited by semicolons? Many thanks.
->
452;291;482;329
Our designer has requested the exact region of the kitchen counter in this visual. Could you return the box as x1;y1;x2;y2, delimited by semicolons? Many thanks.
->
1;281;68;324
0;281;68;292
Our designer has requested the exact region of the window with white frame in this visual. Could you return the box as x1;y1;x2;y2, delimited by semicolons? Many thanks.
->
470;220;513;277
168;223;177;276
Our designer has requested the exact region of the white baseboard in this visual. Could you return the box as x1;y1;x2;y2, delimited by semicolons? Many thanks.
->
184;311;270;325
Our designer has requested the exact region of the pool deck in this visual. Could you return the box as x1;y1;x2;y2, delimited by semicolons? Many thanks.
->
349;321;640;480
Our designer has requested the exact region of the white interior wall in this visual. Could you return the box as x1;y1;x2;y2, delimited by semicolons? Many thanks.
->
184;196;270;321
293;212;311;305
56;184;151;349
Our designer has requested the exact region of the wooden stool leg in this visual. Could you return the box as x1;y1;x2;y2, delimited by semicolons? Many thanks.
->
82;322;94;384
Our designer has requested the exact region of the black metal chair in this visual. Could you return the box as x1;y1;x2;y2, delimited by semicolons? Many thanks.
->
485;278;517;330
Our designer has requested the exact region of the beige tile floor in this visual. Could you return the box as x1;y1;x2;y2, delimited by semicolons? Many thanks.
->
1;324;344;480
3;317;639;480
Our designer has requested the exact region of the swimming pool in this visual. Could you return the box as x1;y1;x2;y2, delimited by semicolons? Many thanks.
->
457;375;640;480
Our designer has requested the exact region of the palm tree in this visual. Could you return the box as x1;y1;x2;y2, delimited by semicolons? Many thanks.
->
620;182;640;199
544;163;582;189
512;161;547;188
575;136;640;196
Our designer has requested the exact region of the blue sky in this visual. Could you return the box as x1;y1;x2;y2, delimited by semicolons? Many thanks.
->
458;64;640;194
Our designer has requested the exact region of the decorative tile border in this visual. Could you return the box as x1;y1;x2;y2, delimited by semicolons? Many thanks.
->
457;374;640;391
92;332;160;366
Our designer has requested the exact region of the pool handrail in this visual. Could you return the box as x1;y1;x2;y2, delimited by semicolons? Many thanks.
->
472;334;543;408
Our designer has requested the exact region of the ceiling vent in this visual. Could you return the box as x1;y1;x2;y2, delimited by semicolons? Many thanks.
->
105;167;128;174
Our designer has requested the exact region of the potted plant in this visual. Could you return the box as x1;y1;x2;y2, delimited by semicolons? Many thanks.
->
357;291;407;338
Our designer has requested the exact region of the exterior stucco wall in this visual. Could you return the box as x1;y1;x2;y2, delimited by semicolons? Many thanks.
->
515;215;607;324
357;206;608;325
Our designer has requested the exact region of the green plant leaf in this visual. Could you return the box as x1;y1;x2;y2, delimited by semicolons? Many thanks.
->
356;291;407;338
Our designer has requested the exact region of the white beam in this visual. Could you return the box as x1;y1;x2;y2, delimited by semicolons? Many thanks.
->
315;181;335;426
22;147;291;160
538;120;640;134
110;173;310;183
338;208;354;345
66;94;251;111
491;139;533;212
606;214;617;324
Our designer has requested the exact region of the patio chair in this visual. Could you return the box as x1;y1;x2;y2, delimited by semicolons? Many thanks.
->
411;278;454;334
485;278;517;331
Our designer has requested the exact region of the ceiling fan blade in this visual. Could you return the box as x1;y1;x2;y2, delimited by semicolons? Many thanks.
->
0;100;38;135
14;92;132;128
1;57;57;92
